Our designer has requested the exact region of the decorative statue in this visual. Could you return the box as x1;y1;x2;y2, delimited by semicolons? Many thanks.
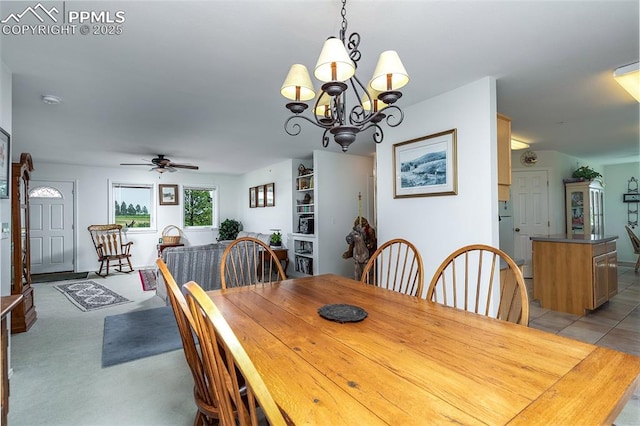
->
343;216;377;281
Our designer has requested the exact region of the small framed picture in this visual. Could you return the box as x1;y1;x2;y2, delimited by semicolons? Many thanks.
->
0;127;9;199
393;129;458;198
265;182;275;207
249;186;257;208
159;184;179;205
257;185;265;207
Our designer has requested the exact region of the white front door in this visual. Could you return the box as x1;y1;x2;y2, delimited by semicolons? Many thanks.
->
512;170;550;278
29;181;75;274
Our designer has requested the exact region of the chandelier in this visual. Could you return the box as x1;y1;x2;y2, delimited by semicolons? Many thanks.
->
281;0;409;152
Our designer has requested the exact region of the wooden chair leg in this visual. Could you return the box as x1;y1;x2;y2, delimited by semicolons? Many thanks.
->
635;255;639;272
126;256;134;273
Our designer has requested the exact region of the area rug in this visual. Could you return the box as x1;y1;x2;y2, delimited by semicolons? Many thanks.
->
101;306;182;367
139;269;157;291
32;271;89;283
54;281;131;312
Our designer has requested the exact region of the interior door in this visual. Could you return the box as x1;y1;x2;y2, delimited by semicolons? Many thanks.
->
512;170;549;278
29;181;75;274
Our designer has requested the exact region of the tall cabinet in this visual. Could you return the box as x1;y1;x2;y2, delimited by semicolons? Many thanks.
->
290;151;374;278
565;180;604;235
11;153;37;333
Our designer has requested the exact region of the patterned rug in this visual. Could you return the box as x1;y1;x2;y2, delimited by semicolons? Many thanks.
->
54;281;131;312
139;269;157;291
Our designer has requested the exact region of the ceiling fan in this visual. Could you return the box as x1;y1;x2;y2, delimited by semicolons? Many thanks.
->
120;154;199;174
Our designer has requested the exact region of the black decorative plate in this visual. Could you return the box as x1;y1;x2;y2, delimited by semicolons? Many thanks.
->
318;304;368;323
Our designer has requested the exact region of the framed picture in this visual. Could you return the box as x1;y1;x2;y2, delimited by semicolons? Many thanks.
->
257;185;265;207
249;186;257;208
265;182;275;207
393;129;457;198
159;184;179;205
0;127;9;199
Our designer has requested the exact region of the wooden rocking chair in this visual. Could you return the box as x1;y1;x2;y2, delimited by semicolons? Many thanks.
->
625;226;640;272
87;224;134;277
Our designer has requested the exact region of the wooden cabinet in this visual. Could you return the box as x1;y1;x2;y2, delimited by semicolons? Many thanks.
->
11;153;37;333
565;180;604;235
497;113;512;201
532;236;618;315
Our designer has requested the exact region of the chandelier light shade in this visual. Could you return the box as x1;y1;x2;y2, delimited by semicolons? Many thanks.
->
614;62;640;102
281;64;317;113
282;0;409;152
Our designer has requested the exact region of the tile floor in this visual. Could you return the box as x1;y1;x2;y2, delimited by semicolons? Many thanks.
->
527;266;640;356
526;265;640;425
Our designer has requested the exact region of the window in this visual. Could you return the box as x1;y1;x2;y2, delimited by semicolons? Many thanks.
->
183;186;216;228
29;186;63;198
110;182;155;230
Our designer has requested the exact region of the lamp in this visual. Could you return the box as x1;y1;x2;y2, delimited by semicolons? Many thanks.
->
510;139;530;150
282;0;409;152
614;62;640;102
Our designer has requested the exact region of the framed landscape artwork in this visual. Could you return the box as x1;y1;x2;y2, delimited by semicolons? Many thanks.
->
257;185;265;207
393;129;457;198
159;184;179;205
0;127;9;199
265;182;275;207
249;186;257;208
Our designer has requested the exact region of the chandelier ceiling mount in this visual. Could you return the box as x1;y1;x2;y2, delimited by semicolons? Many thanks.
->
281;0;409;152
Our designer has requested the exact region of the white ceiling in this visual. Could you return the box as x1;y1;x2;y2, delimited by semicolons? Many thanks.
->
1;0;638;175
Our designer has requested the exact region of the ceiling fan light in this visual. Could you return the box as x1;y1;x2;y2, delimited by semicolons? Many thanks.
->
511;139;530;150
281;64;316;101
614;62;640;102
314;37;355;83
370;51;409;92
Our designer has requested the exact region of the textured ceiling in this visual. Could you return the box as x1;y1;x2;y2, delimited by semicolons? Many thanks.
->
1;1;638;174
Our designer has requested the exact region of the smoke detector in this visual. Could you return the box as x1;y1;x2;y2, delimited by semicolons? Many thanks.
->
42;95;62;105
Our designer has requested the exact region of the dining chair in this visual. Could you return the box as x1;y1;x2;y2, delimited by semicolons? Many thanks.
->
426;244;529;325
360;238;425;297
625;226;640;272
156;259;221;425
220;237;286;289
184;281;289;426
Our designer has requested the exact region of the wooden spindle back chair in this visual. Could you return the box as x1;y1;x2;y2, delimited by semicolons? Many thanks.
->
184;281;289;426
360;238;425;297
426;244;529;325
87;224;133;276
625;226;640;272
156;259;220;425
220;237;286;289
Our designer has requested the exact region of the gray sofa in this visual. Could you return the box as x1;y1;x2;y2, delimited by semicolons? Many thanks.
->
155;231;273;303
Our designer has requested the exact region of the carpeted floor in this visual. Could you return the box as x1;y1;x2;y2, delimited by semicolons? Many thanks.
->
54;280;131;311
102;306;182;367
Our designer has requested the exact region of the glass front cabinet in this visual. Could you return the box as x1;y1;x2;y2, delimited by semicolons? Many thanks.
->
565;180;604;235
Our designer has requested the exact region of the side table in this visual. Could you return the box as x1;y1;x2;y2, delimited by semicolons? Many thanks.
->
258;248;289;277
157;243;184;257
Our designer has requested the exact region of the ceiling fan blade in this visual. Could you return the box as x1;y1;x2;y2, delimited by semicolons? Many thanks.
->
121;163;153;166
169;163;199;170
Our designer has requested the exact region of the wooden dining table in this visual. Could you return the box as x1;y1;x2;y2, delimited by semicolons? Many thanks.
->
206;274;640;425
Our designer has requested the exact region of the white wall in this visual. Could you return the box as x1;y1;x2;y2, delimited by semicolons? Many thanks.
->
604;161;640;265
238;159;294;245
0;61;12;297
34;162;241;271
377;77;498;288
314;150;374;278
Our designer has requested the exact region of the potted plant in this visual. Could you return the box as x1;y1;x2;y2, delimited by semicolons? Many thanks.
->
217;218;241;241
270;230;282;248
571;165;602;182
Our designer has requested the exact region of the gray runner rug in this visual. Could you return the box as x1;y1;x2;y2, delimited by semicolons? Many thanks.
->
101;306;182;367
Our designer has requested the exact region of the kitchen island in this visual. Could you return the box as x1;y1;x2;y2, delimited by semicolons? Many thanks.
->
531;234;618;315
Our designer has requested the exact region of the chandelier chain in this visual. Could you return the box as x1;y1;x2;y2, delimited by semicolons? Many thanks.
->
340;0;348;42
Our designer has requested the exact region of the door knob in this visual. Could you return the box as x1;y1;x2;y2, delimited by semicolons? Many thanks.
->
515;228;520;232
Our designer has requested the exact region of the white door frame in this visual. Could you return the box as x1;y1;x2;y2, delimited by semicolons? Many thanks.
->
30;179;78;273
